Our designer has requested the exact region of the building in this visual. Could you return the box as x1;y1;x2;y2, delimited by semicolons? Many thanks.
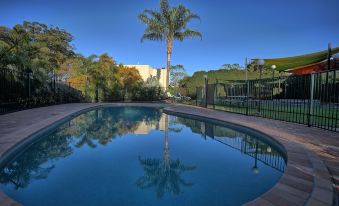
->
132;113;167;135
124;64;167;89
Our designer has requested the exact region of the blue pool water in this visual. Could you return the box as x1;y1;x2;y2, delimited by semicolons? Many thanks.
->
0;107;286;206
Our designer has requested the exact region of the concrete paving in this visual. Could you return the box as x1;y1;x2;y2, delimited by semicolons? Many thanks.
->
0;103;338;205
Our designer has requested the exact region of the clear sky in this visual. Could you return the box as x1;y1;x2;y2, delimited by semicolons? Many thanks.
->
1;0;338;75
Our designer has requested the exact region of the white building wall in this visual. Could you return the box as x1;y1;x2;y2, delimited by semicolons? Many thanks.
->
124;64;167;89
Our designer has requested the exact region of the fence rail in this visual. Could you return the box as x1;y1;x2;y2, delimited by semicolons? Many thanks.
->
182;69;339;132
0;68;83;115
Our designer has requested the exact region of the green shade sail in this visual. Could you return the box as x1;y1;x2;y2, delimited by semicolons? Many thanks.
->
253;46;339;72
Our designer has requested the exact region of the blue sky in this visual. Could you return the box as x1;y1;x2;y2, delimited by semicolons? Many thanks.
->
1;0;338;75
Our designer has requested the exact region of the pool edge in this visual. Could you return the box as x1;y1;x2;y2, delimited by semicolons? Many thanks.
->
163;105;335;206
0;103;334;206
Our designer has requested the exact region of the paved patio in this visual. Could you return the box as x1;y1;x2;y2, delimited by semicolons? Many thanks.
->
0;103;338;206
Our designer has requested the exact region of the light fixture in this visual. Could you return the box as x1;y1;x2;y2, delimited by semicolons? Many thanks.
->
252;166;259;174
257;59;265;66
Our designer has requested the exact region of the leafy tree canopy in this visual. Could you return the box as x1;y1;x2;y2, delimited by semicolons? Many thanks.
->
170;64;186;86
0;21;74;73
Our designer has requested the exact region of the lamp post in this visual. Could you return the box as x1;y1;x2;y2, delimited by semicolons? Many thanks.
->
271;65;276;79
327;43;332;71
245;57;248;81
257;59;265;80
252;140;259;174
203;74;208;108
256;59;265;114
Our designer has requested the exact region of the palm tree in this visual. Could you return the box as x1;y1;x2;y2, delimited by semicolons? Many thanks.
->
138;0;202;90
136;114;196;198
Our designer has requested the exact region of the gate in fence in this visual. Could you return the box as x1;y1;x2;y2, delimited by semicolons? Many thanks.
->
197;69;339;132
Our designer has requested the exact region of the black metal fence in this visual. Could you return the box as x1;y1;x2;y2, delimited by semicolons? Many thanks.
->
192;69;339;132
0;68;83;115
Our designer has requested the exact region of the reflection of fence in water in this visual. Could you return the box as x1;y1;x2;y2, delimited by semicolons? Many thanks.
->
174;117;286;172
213;135;285;173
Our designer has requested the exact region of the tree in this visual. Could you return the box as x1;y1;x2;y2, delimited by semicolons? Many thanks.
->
136;114;195;198
221;63;243;71
170;64;186;86
0;21;74;82
0;25;30;69
117;65;142;87
138;0;202;90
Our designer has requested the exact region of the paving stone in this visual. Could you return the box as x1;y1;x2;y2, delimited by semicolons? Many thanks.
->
243;197;275;206
307;197;331;206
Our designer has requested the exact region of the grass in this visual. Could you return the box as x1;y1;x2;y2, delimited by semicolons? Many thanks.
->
212;102;338;130
172;97;339;131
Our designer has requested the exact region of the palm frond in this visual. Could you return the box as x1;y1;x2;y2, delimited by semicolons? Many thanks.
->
160;0;170;19
138;13;151;24
144;10;163;21
174;29;202;41
184;12;201;23
141;32;164;42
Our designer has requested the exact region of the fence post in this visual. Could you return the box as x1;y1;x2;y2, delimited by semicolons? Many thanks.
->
246;80;249;116
95;84;99;103
213;80;218;109
195;87;198;106
308;73;315;127
26;73;31;98
204;77;208;108
53;72;56;95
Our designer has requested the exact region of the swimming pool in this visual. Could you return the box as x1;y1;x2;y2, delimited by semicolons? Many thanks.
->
0;106;286;206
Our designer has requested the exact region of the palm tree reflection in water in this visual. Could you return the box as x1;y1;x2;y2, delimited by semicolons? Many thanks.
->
136;114;196;198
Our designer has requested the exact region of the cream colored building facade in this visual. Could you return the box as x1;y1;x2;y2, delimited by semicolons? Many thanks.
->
124;64;167;89
132;113;167;135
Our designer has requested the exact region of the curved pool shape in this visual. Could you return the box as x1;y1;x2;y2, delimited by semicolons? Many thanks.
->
0;107;286;206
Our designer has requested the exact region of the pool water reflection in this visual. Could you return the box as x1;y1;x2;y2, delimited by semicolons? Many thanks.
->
0;107;286;206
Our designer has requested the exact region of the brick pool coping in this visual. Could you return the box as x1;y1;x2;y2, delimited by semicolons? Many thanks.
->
0;103;338;205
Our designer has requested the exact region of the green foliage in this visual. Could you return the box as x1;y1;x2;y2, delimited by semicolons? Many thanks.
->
0;21;74;81
138;0;202;87
0;21;82;109
170;64;186;86
67;55;164;102
138;0;202;43
179;68;275;96
130;84;164;101
0;21;169;106
221;63;243;70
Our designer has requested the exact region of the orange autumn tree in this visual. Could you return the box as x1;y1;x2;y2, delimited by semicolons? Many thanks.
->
60;55;88;93
116;65;142;87
64;54;118;101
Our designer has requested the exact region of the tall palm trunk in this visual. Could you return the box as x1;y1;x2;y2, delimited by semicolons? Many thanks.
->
166;39;173;91
164;114;169;166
